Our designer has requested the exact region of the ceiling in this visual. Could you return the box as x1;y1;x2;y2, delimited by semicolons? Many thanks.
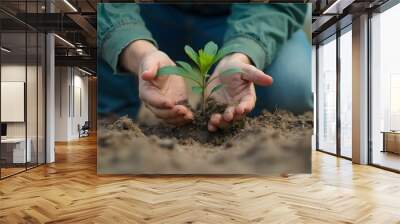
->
0;0;98;73
311;0;392;44
0;0;395;73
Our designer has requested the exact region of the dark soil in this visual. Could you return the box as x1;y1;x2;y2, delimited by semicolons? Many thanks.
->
98;103;313;174
141;99;246;146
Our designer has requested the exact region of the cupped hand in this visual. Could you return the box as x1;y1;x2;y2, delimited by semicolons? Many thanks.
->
206;53;273;132
121;40;193;125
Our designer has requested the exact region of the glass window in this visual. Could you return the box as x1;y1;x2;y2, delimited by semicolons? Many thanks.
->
371;3;400;171
27;30;38;169
1;30;28;177
26;0;46;168
339;28;352;158
0;0;46;179
312;46;317;151
318;36;337;154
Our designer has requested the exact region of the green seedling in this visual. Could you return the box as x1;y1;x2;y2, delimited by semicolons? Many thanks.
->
156;41;242;113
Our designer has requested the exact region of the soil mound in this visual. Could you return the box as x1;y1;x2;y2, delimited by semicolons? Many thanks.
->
98;110;313;174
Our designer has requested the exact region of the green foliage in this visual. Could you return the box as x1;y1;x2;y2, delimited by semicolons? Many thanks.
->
156;41;243;112
210;83;224;95
192;86;203;94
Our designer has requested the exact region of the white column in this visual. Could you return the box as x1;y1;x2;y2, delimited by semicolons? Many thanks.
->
352;14;369;164
46;33;55;163
45;1;55;163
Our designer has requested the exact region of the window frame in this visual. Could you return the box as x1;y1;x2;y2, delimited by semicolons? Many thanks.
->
315;24;353;160
367;1;400;173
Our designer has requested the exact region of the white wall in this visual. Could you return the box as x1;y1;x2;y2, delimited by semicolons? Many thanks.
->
55;66;69;141
1;65;26;141
1;63;46;164
72;73;89;138
54;67;89;141
1;65;40;138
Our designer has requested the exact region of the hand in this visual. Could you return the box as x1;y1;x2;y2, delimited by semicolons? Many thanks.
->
120;40;193;125
206;53;273;132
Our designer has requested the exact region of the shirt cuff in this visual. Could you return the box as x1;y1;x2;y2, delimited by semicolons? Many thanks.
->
101;22;157;74
222;35;271;71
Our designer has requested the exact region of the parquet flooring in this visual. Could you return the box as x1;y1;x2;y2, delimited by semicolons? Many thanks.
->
1;135;400;223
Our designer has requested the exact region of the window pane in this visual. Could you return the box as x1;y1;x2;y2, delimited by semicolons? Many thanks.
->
1;30;28;177
371;3;400;171
312;46;317;151
26;0;42;169
318;37;337;154
340;29;352;158
27;30;38;169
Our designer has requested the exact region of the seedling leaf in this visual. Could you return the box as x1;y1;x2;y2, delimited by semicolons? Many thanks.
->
198;50;214;74
157;65;186;76
176;61;192;72
192;86;203;95
176;61;199;78
157;65;202;85
204;41;218;57
210;83;224;95
184;45;200;66
219;67;242;77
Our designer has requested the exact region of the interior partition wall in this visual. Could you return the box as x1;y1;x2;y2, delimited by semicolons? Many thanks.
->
0;0;47;179
315;25;353;159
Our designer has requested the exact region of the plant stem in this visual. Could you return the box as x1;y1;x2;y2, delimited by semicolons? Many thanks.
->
202;92;206;114
202;73;207;114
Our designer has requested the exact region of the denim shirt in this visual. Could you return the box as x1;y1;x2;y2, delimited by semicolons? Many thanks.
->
97;3;307;74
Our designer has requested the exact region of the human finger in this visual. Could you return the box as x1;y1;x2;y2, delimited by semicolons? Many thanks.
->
240;64;273;86
140;87;174;109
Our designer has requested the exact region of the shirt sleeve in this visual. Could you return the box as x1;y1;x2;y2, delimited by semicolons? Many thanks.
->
97;3;157;74
222;3;308;70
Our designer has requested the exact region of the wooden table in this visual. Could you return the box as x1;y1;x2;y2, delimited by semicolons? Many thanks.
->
381;131;400;154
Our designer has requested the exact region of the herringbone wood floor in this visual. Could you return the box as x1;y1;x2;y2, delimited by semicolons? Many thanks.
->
1;135;400;224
